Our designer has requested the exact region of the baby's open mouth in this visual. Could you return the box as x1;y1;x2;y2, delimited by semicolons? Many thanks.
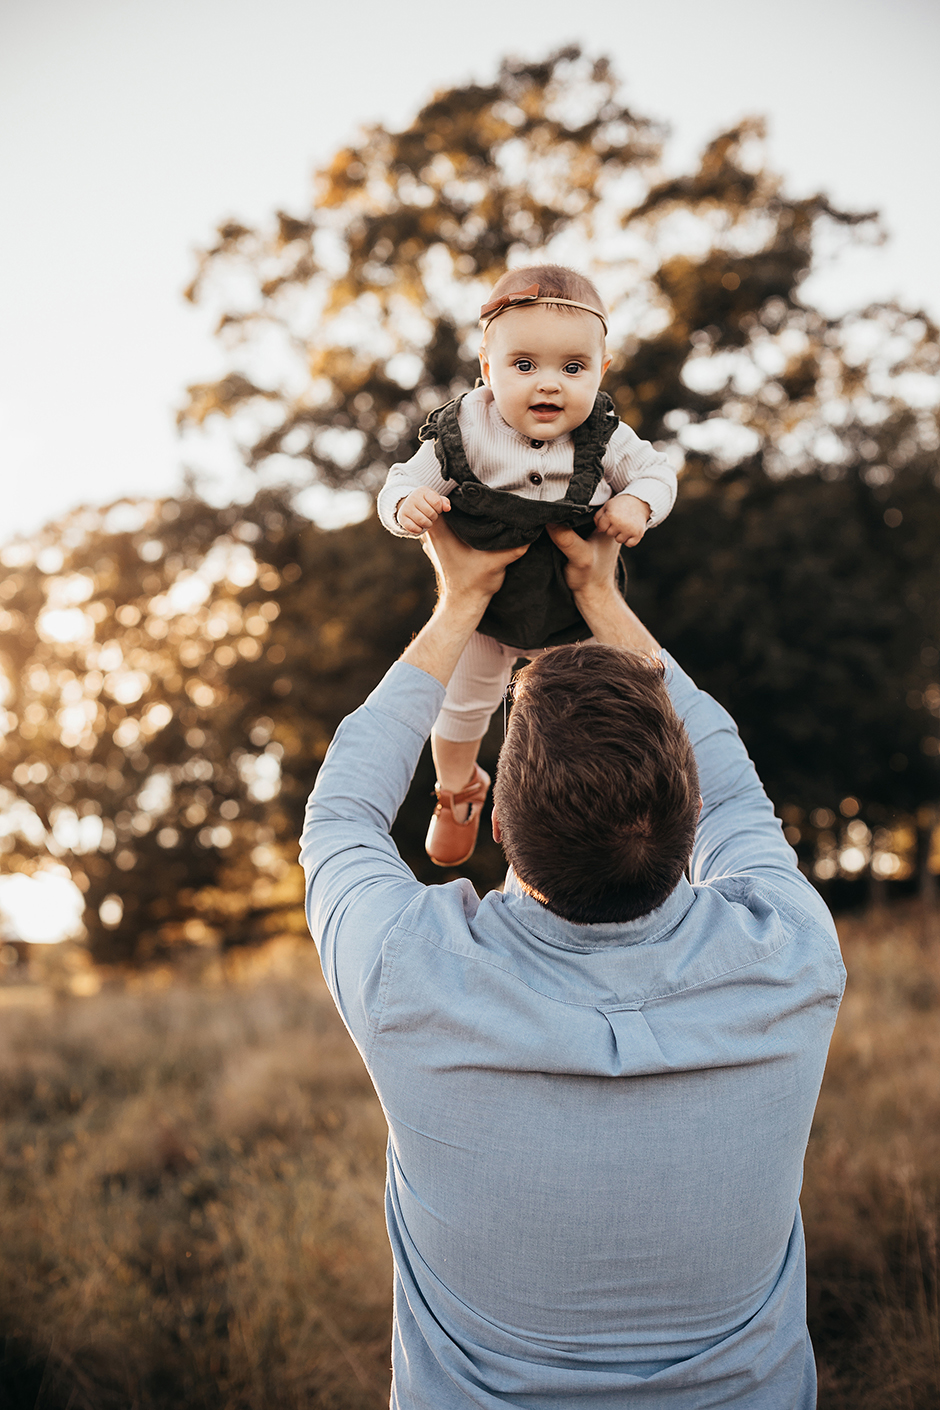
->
530;402;561;413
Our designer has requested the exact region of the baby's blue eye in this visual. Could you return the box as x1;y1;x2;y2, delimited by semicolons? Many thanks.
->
515;359;534;372
564;361;583;375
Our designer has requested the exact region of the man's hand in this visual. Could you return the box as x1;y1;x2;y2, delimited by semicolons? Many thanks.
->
594;493;651;547
548;524;659;656
396;488;451;535
423;517;528;609
547;524;623;597
400;521;529;687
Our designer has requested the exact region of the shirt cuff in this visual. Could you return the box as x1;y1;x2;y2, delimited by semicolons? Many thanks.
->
614;477;675;527
363;658;447;736
377;483;422;537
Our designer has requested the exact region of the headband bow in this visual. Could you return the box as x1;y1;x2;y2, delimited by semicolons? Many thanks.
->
479;284;609;334
479;284;541;320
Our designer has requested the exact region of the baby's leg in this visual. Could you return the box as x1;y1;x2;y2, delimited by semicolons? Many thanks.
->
432;736;486;820
433;639;587;816
433;632;518;809
427;635;517;862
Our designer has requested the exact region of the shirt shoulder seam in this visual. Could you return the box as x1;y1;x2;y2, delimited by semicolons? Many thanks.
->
377;904;833;1014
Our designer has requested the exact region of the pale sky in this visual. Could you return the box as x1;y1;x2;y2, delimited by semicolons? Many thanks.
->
1;0;939;544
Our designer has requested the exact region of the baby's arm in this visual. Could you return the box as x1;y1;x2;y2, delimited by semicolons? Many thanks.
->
594;494;651;547
598;422;678;544
377;439;455;538
396;487;451;535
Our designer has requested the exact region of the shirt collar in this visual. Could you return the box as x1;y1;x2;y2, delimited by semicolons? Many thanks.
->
500;872;697;951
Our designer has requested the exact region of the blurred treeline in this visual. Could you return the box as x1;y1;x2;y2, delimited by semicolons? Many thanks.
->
1;47;939;965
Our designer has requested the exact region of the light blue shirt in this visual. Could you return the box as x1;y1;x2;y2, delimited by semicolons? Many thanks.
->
301;653;845;1408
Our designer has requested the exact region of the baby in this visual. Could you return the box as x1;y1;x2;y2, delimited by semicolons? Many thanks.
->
378;264;677;867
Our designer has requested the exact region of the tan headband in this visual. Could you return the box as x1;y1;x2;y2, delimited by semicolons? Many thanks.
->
480;283;609;335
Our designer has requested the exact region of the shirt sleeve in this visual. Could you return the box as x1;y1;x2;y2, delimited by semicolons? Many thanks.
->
602;423;678;527
299;661;445;1044
377;440;457;537
661;652;833;925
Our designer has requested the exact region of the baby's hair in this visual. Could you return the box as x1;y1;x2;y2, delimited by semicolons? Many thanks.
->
481;264;606;344
488;264;606;315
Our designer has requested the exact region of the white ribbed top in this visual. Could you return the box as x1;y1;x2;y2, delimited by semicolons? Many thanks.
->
377;387;678;537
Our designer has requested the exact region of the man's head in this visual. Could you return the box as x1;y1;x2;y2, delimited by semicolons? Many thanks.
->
493;644;700;924
479;265;611;443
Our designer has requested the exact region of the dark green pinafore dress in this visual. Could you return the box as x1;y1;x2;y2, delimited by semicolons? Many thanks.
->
418;389;626;650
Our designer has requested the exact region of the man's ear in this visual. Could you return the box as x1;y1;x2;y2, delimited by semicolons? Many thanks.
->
491;810;502;845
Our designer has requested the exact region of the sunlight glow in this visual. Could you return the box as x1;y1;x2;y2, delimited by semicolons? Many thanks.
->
237;749;282;802
0;869;85;944
104;670;150;705
99;894;124;927
0;789;47;847
839;846;868;874
293;483;372;529
37;607;96;644
678;418;761;464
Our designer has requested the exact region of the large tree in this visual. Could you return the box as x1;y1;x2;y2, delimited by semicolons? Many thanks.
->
180;48;663;490
2;48;939;962
178;46;940;885
0;495;439;963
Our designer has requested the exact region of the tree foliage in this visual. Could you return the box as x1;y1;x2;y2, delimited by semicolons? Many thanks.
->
178;48;928;499
177;47;940;878
0;498;436;961
179;48;662;489
2;48;939;961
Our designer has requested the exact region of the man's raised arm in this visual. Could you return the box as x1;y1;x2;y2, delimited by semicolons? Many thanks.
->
399;525;529;684
300;527;527;1037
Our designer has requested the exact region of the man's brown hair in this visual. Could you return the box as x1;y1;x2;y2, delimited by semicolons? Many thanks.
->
486;264;606;320
494;644;700;924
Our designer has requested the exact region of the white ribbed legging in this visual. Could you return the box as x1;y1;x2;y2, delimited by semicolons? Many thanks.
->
435;631;579;742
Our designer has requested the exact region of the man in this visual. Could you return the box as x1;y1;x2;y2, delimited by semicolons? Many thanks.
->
300;523;845;1408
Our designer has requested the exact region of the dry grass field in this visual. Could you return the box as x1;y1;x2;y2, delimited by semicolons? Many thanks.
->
803;904;940;1409
0;943;393;1409
0;910;938;1409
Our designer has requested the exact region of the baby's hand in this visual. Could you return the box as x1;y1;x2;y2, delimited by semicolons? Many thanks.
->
594;494;651;547
396;488;451;535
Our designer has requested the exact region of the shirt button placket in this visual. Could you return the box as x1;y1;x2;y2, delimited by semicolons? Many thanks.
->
527;435;548;491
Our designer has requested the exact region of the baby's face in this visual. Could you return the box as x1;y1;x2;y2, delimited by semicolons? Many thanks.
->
479;305;611;442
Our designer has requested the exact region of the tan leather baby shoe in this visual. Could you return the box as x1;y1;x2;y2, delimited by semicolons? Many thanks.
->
425;764;491;867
